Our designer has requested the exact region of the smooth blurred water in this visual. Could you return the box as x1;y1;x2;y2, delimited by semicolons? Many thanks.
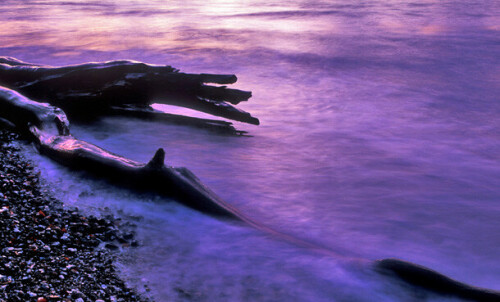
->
1;0;499;301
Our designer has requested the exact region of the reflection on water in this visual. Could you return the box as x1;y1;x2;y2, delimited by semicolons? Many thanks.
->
2;0;500;301
3;0;498;62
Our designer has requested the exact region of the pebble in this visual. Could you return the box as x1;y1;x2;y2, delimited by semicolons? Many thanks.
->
0;130;151;302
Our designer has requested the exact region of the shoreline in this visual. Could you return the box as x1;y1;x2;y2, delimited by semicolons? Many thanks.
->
0;130;152;302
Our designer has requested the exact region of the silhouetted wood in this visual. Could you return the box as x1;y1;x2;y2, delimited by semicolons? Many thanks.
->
0;86;241;218
375;258;500;301
109;105;248;136
0;57;259;125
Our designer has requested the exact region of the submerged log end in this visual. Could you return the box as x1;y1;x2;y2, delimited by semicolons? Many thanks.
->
145;148;166;170
247;116;260;125
375;258;500;302
171;167;240;219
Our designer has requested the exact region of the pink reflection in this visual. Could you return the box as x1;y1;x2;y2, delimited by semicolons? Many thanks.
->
0;1;341;58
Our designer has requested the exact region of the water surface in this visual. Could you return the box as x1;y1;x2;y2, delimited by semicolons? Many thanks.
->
1;0;499;301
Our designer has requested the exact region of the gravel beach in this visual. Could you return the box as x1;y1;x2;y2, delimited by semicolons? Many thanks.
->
0;130;151;302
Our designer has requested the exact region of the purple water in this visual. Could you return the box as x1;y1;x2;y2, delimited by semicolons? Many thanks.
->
1;0;499;301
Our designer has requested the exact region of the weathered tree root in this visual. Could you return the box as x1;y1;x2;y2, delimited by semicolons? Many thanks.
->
108;105;249;136
0;57;259;125
0;86;241;219
375;258;500;301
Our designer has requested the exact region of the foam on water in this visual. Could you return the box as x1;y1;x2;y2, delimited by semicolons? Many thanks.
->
20;143;411;302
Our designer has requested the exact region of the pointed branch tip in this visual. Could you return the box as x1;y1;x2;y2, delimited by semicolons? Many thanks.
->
147;148;165;169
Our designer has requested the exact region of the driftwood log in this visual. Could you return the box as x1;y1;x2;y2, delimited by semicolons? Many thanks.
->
0;57;259;126
0;86;241;219
1;57;499;301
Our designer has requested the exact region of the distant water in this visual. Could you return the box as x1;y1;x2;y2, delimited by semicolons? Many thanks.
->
2;0;499;301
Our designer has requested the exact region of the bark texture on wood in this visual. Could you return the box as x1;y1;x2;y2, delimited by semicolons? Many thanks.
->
0;57;259;125
0;86;241;218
